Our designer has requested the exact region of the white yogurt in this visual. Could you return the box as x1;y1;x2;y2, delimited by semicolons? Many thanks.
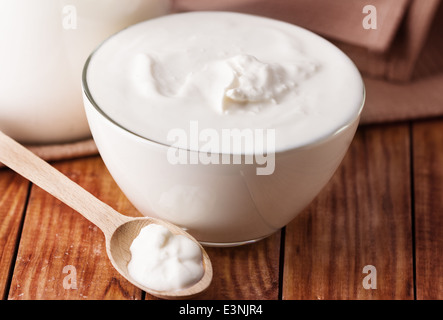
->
86;11;364;152
83;11;365;244
127;224;204;292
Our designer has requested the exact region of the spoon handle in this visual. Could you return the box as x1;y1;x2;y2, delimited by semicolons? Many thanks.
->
0;131;129;236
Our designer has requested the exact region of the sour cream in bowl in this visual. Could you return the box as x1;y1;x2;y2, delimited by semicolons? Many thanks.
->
83;12;365;246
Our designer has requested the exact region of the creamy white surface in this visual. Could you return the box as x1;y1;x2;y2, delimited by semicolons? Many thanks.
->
0;0;170;143
127;224;204;291
86;12;364;152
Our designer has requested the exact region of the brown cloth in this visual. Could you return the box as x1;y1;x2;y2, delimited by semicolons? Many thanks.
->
0;138;98;169
173;0;443;124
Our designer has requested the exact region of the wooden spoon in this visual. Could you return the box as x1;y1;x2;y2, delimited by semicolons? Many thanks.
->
0;131;212;299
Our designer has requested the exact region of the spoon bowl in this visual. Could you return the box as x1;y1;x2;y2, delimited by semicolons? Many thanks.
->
107;217;213;299
0;130;212;299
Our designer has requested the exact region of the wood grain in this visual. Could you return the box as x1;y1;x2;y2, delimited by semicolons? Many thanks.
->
7;157;143;300
282;124;414;299
2;152;280;300
194;232;281;300
412;119;443;299
0;169;29;299
3;120;443;299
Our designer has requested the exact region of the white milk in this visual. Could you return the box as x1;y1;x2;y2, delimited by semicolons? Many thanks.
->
0;0;170;144
86;11;364;152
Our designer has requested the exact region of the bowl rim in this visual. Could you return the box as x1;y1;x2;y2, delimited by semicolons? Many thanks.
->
82;11;366;156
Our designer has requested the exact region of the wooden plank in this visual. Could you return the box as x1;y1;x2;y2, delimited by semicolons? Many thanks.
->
0;169;29;299
7;156;143;300
194;232;281;300
412;119;443;300
4;153;281;300
282;124;414;299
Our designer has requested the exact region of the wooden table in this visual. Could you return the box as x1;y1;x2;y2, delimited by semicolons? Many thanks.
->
0;118;442;300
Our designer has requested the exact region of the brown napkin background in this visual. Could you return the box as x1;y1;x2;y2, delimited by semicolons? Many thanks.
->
173;0;443;124
0;138;98;168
